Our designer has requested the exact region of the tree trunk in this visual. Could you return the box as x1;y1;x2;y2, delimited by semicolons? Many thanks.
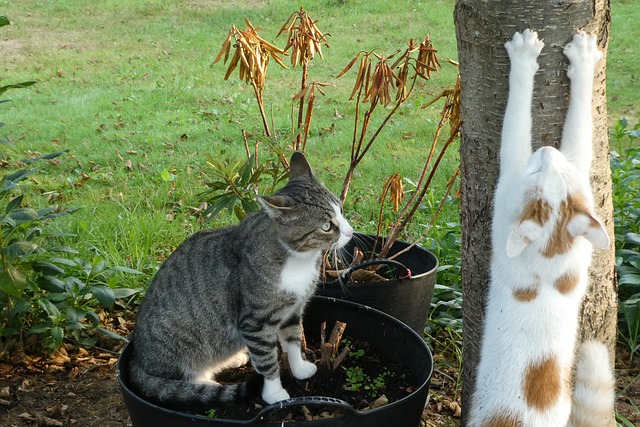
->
454;1;615;424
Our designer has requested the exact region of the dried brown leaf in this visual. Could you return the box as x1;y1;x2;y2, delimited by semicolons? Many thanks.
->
348;56;367;100
336;52;361;78
292;84;309;102
213;32;232;64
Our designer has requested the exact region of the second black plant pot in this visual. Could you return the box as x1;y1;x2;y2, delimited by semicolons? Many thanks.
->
316;233;438;335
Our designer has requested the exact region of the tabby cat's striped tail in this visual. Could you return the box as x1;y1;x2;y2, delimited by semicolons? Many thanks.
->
128;360;263;409
567;341;615;427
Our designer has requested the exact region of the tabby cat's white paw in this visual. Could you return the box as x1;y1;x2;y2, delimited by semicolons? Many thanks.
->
262;387;290;404
228;350;251;369
291;360;317;380
261;377;290;404
564;31;602;78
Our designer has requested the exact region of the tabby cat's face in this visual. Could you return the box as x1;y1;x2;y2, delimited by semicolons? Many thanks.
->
260;152;353;253
275;197;352;253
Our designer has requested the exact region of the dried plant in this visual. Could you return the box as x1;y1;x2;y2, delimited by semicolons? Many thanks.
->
292;81;329;151
211;16;460;261
213;18;288;136
377;71;461;258
337;36;442;204
378;173;405;213
278;7;328;67
277;7;329;150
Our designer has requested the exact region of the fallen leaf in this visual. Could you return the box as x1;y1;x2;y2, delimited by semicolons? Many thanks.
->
370;394;389;409
447;400;462;418
42;416;63;426
19;412;37;421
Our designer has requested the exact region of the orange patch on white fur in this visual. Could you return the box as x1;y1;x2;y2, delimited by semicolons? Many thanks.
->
513;287;538;302
542;193;591;258
480;412;521;427
520;199;552;226
523;355;562;410
554;270;579;294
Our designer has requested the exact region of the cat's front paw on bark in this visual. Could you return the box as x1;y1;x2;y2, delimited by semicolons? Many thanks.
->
505;29;544;73
564;31;603;78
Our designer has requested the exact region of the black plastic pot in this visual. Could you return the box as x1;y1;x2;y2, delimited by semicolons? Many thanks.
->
317;233;438;335
117;296;433;427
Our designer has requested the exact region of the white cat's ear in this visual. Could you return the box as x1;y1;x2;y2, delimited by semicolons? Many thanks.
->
568;213;610;249
506;220;542;258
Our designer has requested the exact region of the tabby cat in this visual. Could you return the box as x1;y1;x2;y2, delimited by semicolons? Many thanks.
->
468;30;615;426
128;152;353;407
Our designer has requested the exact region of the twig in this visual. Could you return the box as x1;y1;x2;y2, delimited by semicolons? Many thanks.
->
319;320;348;370
332;346;351;371
328;321;347;347
321;343;334;369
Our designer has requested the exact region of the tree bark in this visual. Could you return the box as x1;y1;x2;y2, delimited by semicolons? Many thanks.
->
454;0;614;424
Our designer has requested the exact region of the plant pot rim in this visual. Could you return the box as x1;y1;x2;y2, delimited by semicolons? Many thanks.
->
340;232;439;278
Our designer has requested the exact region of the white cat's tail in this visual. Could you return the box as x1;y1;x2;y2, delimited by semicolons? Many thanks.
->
567;341;616;427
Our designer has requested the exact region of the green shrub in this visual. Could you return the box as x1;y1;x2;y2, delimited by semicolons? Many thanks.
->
0;162;143;353
201;141;289;221
610;118;640;361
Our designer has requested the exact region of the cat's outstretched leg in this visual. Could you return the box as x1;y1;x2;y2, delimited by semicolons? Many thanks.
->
500;29;544;178
560;32;603;175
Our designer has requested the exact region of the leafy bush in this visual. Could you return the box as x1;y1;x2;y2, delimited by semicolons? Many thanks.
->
610;118;640;360
201;142;289;221
0;163;143;353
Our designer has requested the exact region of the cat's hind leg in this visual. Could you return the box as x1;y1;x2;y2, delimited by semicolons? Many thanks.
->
187;349;251;384
211;349;251;375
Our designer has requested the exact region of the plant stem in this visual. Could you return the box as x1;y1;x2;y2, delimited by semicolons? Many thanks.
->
380;121;460;258
387;166;459;261
294;63;308;151
252;83;271;137
340;76;417;204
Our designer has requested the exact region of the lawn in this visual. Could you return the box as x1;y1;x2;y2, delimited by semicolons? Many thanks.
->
1;0;636;262
2;0;464;276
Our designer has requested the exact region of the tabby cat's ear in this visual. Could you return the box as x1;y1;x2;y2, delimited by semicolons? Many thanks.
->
289;152;314;181
257;195;290;218
568;213;610;249
506;220;542;258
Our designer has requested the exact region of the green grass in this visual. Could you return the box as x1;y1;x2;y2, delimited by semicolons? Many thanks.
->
609;0;640;123
2;0;462;272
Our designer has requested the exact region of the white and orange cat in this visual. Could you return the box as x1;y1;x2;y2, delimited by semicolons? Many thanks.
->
468;30;615;427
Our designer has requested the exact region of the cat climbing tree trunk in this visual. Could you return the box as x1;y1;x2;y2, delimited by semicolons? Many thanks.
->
454;1;615;425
